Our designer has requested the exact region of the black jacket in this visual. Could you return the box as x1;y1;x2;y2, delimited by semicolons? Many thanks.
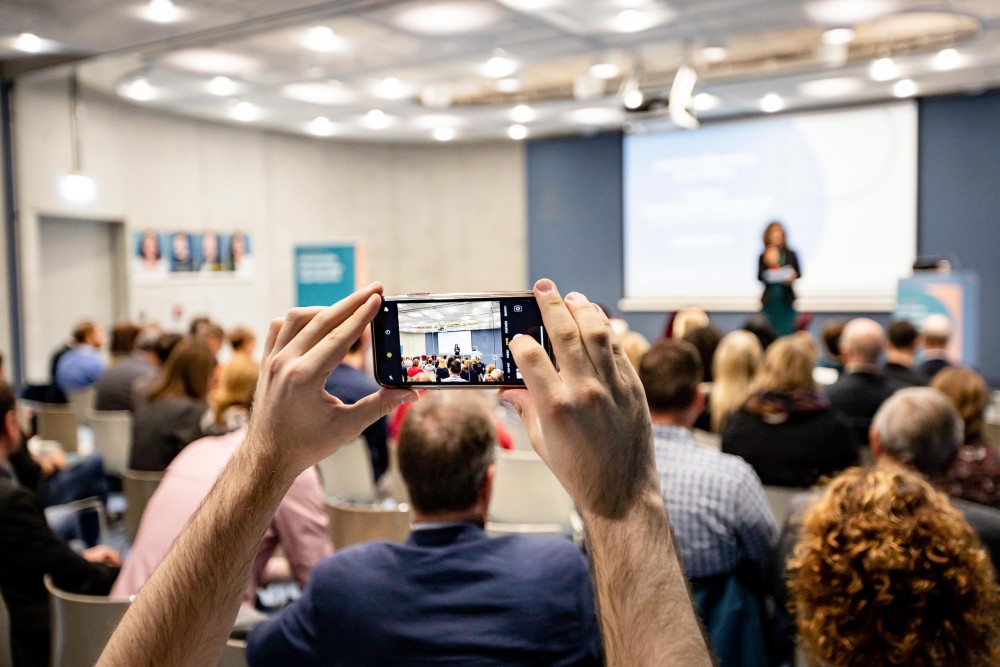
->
757;249;801;305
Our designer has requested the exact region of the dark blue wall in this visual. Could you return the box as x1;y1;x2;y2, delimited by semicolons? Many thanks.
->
527;92;1000;384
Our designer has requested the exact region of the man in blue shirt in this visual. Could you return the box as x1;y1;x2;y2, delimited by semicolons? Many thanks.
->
55;320;106;394
247;392;602;666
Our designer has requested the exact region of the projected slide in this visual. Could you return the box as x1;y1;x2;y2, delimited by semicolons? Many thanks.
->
623;102;917;310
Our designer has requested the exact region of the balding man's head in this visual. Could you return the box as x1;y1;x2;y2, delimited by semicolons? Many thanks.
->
871;387;963;475
840;318;885;367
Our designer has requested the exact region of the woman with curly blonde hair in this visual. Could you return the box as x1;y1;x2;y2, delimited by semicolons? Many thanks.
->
788;465;1000;667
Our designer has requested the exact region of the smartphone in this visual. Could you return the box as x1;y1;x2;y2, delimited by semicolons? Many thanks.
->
371;292;553;388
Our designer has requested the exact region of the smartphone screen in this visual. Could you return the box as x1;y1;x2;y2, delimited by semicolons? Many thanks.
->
371;292;550;388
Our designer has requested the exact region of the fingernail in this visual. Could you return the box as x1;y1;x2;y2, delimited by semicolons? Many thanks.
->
402;392;418;404
365;281;379;290
566;291;589;303
535;278;555;293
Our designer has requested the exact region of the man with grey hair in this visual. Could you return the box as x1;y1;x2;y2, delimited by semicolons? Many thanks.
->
825;318;905;447
918;313;953;379
247;392;602;665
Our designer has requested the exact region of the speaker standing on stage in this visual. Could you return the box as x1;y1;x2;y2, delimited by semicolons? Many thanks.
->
758;221;800;336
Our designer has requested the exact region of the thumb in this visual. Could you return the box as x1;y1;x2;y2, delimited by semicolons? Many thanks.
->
349;388;418;427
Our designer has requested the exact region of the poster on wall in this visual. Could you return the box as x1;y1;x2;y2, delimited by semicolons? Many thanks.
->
895;270;979;366
294;244;364;307
133;230;254;281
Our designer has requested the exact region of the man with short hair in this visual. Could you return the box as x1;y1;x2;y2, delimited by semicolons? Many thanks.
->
882;319;927;387
918;313;953;379
825;318;903;446
247;392;602;665
94;322;159;411
440;358;467;383
55;319;106;394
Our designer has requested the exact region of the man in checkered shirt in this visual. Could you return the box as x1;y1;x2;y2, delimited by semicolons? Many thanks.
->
638;339;776;581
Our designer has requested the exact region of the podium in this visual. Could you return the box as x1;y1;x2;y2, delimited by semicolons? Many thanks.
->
895;270;979;367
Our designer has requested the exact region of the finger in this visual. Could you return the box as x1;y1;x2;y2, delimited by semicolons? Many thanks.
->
564;292;619;382
272;307;325;356
532;278;592;379
261;318;283;361
591;303;635;383
498;388;546;458
301;294;382;378
338;388;418;435
285;282;385;357
509;334;561;399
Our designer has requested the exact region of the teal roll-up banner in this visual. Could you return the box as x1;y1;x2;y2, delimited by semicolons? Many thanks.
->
294;244;360;307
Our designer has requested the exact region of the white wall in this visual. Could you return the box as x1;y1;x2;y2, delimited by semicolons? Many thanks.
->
14;78;526;381
0;109;9;370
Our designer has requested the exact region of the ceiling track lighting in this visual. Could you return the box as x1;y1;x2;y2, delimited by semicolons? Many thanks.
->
668;65;699;129
59;71;98;203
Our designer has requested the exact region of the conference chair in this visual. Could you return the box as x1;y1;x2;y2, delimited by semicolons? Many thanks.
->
380;443;410;505
325;500;411;549
487;449;577;538
0;589;11;667
66;387;96;427
122;468;165;544
44;496;110;548
218;639;249;667
316;438;376;503
44;575;130;667
35;405;78;453
88;411;132;477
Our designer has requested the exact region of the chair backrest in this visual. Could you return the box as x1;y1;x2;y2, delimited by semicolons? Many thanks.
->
217;639;248;667
122;468;166;544
44;575;130;667
325;500;411;549
66;388;96;427
35;406;78;453
316;438;376;503
0;588;12;667
763;485;803;528
488;449;574;530
89;411;133;476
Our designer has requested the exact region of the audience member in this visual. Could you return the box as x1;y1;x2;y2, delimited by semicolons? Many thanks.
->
130;337;216;471
788;466;999;667
113;357;331;605
201;323;225;356
931;367;1000;509
323;330;390;481
883;319;927;387
94;321;158;411
228;326;257;359
667;307;710;340
247;392;602;665
682;325;723;383
919;313;953;379
818;318;845;372
722;336;857;487
825;318;902;446
0;380;121;666
620;330;650;370
152;331;183;365
743;313;777;350
54;319;106;394
709;330;763;434
441;358;467;383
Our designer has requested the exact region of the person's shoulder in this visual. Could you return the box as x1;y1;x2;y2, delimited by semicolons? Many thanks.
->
310;540;399;584
952;497;1000;531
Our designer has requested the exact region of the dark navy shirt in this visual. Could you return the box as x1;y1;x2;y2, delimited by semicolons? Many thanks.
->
323;364;389;481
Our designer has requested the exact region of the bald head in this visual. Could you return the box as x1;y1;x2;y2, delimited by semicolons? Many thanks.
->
840;318;885;367
872;387;962;475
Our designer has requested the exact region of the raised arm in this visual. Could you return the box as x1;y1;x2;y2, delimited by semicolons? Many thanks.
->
500;279;712;667
98;284;415;667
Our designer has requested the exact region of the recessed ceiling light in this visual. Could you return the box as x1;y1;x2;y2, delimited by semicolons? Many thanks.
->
363;109;394;129
614;9;646;32
124;77;155;101
589;63;621;79
377;77;408;99
821;28;855;46
700;47;728;63
932;48;962;71
798;76;863;98
433;127;456;142
892;78;916;98
869;57;898;81
480;51;518;78
692;92;719;110
565;107;622;126
230;101;259;122
308;116;337;137
164;49;260;76
14;32;43;53
145;0;183;23
207;76;237;96
495;78;522;93
623;88;643;109
302;26;349;53
510;104;534;123
395;2;503;35
508;124;528;140
805;0;897;25
759;92;784;113
281;81;355;106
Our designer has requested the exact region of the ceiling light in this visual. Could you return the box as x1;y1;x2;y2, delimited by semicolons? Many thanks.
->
363;109;394;129
145;0;183;23
798;76;863;98
58;173;98;204
302;26;349;53
124;77;155;101
869;57;898;81
692;92;719;111
432;127;456;142
932;48;962;71
805;0;898;25
565;107;622;126
164;49;260;76
892;78;916;98
307;116;337;137
207;76;237;96
14;32;43;53
508;124;528;140
668;65;699;130
623;88;643;109
230;101;259;122
510;104;535;123
821;28;855;46
759;92;784;113
281;81;355;106
377;77;408;99
700;46;728;63
480;50;518;78
614;9;646;32
495;78;522;93
589;63;621;79
395;2;503;35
